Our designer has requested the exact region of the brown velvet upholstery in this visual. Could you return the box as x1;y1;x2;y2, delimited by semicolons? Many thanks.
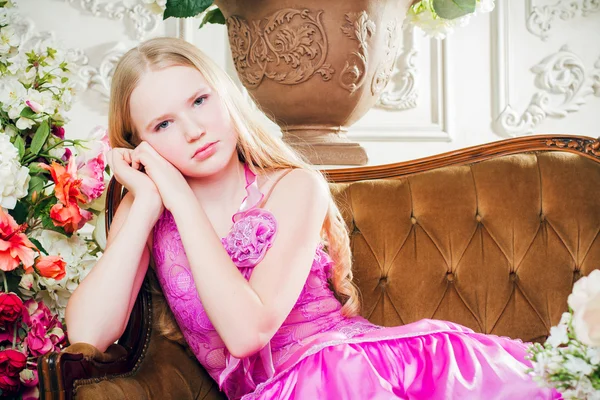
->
38;135;600;400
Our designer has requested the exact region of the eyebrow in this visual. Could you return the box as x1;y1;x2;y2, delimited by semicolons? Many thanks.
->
144;86;210;131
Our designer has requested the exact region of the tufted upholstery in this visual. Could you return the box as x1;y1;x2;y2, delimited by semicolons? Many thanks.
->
39;136;600;400
330;151;600;344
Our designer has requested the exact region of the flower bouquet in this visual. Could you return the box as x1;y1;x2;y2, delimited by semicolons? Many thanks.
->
527;270;600;399
151;0;494;39
0;1;109;398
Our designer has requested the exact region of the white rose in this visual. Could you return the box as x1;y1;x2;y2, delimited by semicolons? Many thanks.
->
546;324;569;347
568;269;600;347
0;134;30;209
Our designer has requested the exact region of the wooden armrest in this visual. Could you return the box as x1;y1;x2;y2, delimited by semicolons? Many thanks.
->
38;282;152;400
38;343;130;400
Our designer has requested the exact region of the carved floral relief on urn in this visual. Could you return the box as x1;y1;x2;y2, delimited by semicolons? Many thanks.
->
214;0;414;165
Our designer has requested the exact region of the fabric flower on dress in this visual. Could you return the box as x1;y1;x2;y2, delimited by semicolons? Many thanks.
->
221;208;277;268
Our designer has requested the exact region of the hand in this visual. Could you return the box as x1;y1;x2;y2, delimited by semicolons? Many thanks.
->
129;141;191;212
106;147;163;217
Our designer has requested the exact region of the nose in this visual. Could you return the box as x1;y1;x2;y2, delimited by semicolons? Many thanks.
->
182;115;205;142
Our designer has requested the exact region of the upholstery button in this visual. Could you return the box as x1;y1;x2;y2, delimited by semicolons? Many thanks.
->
573;270;581;280
540;214;545;222
509;272;517;282
476;214;482;222
379;276;388;286
411;217;417;224
446;272;455;282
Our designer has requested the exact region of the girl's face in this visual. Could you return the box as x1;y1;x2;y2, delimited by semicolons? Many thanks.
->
129;65;238;177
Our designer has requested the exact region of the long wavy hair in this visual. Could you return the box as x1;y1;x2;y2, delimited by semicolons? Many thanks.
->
108;37;360;347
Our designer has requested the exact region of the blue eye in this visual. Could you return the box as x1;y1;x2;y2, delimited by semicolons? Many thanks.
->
194;96;207;106
155;121;170;131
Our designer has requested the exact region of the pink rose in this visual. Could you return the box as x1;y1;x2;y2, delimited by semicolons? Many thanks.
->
0;348;27;377
23;299;65;356
77;153;106;202
23;299;51;328
77;126;110;164
0;292;25;324
26;320;56;357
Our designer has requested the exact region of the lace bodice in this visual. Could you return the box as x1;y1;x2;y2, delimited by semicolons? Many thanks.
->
152;165;379;399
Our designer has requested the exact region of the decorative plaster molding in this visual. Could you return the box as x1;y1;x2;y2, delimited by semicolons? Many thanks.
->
350;36;450;142
526;0;600;41
496;46;599;137
492;0;599;137
375;24;418;111
64;0;161;41
71;43;128;101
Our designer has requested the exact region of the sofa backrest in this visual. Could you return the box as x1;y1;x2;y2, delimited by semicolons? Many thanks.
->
327;141;600;343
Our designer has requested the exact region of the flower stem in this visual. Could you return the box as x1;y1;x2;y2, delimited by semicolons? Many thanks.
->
1;271;7;292
12;320;17;348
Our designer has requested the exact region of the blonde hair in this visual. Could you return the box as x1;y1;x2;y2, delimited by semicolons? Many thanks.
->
108;37;360;346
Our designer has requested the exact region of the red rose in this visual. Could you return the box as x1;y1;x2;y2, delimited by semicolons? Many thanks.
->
0;292;25;324
0;373;21;397
0;348;27;377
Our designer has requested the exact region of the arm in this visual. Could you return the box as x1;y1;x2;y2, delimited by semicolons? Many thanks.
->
171;169;329;358
64;192;157;353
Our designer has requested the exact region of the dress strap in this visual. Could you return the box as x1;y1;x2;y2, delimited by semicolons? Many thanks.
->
235;164;264;217
234;165;295;221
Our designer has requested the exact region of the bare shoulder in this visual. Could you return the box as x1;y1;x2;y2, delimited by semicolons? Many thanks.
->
261;168;329;212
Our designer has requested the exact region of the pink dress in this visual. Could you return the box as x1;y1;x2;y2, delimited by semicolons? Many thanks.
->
152;165;560;400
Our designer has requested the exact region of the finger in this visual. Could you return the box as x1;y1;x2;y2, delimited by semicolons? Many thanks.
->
122;149;132;165
106;150;113;170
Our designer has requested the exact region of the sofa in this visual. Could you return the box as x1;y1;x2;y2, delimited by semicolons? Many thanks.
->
38;134;600;399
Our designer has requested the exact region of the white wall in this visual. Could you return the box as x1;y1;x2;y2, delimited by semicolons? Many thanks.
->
16;0;600;166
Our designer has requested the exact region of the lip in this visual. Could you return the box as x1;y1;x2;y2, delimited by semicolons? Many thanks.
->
192;141;218;161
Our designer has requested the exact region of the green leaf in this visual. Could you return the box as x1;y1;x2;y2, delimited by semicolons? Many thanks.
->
41;213;68;236
20;107;36;118
199;7;225;28
10;201;28;225
30;121;50;156
164;0;214;19
14;135;25;159
28;175;45;197
29;238;48;255
433;0;476;19
28;163;48;174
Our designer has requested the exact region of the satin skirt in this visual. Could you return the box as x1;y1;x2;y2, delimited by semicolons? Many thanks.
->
240;319;561;400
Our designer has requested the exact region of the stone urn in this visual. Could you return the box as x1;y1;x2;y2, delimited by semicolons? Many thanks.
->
214;0;414;165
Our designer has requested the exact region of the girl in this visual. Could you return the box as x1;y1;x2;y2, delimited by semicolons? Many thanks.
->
65;37;560;400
